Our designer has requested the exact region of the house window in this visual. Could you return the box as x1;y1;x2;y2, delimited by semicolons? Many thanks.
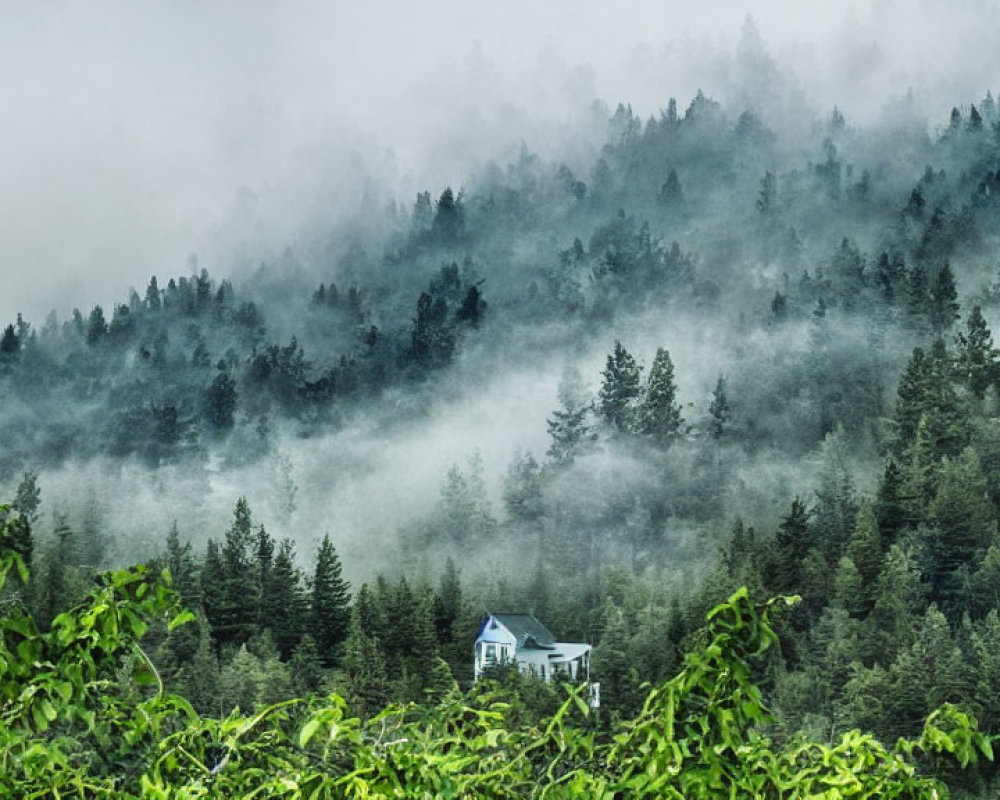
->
485;643;497;664
540;665;546;679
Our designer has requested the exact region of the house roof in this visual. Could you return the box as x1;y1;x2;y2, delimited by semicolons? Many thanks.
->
488;612;557;649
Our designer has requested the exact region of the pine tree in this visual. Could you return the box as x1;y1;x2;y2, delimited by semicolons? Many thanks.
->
863;544;926;666
956;305;997;399
433;558;464;671
164;522;199;608
708;375;731;438
205;371;238;430
342;608;390;717
215;498;258;647
770;498;810;593
86;305;108;345
846;500;883;613
254;525;275;628
182;620;221;716
929;262;960;334
927;448;998;617
201;539;225;647
12;472;41;525
36;514;75;629
263;539;307;660
310;534;351;667
502;451;543;523
289;634;325;696
636;347;683;442
599;341;642;432
0;324;19;356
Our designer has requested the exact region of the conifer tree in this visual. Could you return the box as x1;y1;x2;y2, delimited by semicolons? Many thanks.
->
599;341;642;432
501;451;543;523
927;448;998;617
183;620;222;716
310;534;351;667
433;558;463;660
956;305;997;398
929;262;960;334
263;539;307;660
12;471;41;525
215;498;257;646
342;608;390;717
846;500;883;612
164;521;199;608
289;634;324;696
200;539;225;646
254;525;275;627
708;375;730;438
770;498;810;593
637;347;683;442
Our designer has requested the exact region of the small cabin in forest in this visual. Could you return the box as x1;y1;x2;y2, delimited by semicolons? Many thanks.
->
474;612;591;683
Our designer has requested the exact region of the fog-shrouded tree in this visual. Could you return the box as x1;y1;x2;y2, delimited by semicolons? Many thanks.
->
708;375;731;438
599;341;642;432
636;347;683;443
956;305;997;399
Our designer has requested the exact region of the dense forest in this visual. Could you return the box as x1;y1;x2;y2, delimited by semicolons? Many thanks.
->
5;58;1000;793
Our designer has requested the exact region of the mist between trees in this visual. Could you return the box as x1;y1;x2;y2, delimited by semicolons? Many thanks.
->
5;38;1000;793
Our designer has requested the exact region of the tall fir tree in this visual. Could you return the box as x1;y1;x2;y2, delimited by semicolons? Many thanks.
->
956;305;997;399
708;375;731;438
599;340;642;432
310;534;351;667
929;262;960;334
215;497;258;647
636;347;683;442
263;539;307;660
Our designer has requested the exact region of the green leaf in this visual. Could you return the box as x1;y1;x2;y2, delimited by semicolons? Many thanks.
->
299;718;322;748
167;609;196;632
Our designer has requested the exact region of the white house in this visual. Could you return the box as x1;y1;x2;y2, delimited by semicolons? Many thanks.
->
474;612;591;683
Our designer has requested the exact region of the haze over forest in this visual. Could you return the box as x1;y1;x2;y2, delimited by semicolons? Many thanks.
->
6;4;1000;794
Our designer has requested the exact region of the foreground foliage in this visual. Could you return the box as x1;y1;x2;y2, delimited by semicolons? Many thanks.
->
0;511;992;798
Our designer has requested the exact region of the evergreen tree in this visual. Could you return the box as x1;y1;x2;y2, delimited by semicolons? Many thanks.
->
205;371;238;430
636;347;683;442
927;448;998;617
11;472;40;525
342;608;390;717
929;262;960;334
310;534;351;667
36;514;75;629
708;375;731;438
658;168;683;205
502;451;543;523
182;620;221;716
846;500;882;613
164;522;199;608
145;275;162;311
811;427;857;562
86;305;108;345
254;525;275;626
863;544;926;666
263;539;307;660
201;539;225;647
770;498;810;594
956;305;997;398
216;498;258;647
0;324;18;355
599;341;642;432
288;634;325;696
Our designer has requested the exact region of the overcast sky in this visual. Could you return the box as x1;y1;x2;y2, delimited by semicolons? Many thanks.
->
2;0;999;326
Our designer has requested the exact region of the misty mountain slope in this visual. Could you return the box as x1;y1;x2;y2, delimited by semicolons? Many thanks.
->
2;89;1000;578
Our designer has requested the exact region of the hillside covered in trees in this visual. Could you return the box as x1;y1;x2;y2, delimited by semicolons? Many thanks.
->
5;37;1000;793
